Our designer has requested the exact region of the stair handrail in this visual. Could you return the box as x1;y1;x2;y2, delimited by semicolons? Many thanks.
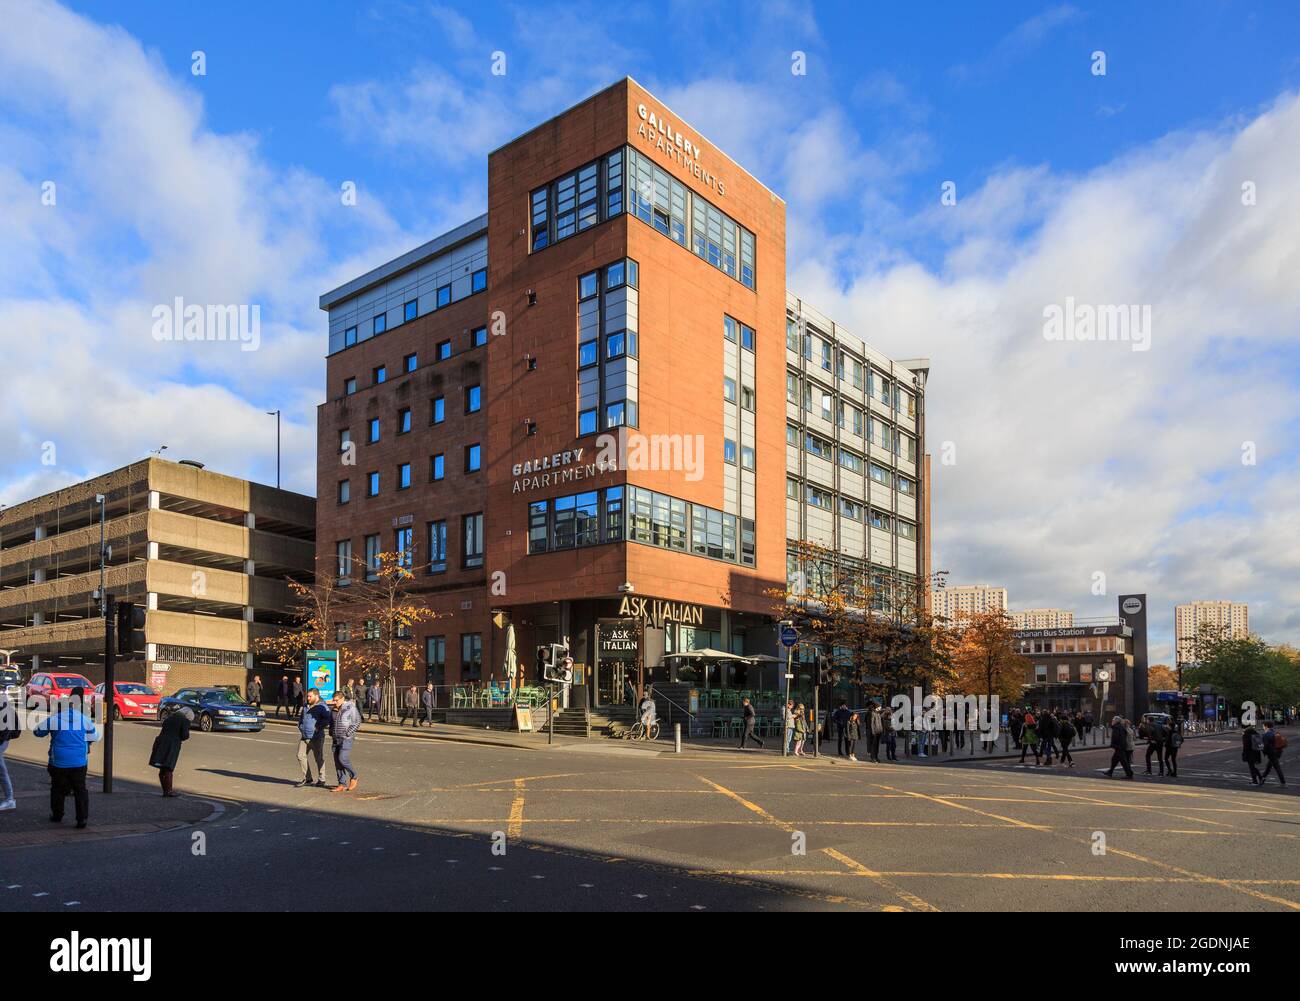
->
651;688;697;737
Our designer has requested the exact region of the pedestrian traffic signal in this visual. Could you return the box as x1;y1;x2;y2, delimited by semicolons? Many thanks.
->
816;653;833;685
548;644;573;684
116;601;146;657
535;644;552;678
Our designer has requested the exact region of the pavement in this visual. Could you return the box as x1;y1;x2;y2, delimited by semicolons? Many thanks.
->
0;716;1294;912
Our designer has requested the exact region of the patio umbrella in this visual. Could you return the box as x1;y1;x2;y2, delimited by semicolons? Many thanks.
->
503;623;516;686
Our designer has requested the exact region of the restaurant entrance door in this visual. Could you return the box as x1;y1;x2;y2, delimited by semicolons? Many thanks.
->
597;659;633;706
595;617;639;707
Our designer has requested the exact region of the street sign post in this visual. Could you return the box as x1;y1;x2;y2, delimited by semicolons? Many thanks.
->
779;621;797;757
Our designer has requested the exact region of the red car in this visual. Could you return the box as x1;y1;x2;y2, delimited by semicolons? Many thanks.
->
25;672;94;711
91;682;162;721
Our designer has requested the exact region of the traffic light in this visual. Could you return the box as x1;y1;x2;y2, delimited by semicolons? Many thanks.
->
535;644;552;679
543;644;572;684
116;601;146;657
816;653;833;685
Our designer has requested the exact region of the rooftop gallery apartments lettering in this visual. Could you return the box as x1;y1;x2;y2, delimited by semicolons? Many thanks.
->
635;103;726;197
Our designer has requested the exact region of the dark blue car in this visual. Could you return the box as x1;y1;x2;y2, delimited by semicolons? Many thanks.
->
159;687;266;732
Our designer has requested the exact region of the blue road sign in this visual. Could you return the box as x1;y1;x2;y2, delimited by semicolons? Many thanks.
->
780;624;799;648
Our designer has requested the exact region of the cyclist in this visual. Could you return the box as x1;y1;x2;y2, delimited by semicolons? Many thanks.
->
637;686;658;740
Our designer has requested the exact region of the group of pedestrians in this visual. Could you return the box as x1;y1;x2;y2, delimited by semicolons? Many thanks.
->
247;674;305;719
776;700;900;762
398;684;437;726
1242;721;1287;785
292;687;363;791
1014;707;1081;767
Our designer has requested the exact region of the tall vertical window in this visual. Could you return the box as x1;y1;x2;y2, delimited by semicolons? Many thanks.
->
465;385;481;413
431;453;444;481
338;480;350;504
394;527;413;567
425;636;446;686
465;444;481;472
364;534;380;581
463;513;484;569
397;463;411;490
336;540;353;582
431;397;444;424
460;634;483;683
427;520;447;573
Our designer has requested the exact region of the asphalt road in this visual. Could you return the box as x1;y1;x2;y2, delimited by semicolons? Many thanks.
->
1;719;1296;912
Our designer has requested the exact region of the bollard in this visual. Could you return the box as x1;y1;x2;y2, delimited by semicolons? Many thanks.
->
674;722;681;754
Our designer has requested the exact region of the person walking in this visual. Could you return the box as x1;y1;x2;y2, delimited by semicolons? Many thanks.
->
792;704;807;756
149;707;192;796
1124;717;1138;773
291;677;305;720
32;687;98;828
1039;709;1058;766
1083;709;1094;741
366;680;382;723
420;682;436;727
833;701;851;757
1057;711;1076;767
738;697;765;750
1106;715;1134;778
883;704;898;761
1009;709;1024;750
1165;719;1183;777
1242;723;1264;784
296;688;332;787
1143;717;1167;776
400;685;419;726
247;675;263;709
275;675;290;718
329;691;362;793
782;700;796;756
1019;712;1041;765
868;703;884;762
845;712;861;762
0;692;20;811
1260;722;1287;786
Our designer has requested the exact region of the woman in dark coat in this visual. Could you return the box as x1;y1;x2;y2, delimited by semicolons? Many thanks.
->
1242;725;1264;785
150;708;193;797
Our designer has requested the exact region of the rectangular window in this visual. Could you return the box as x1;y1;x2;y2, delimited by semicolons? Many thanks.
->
741;324;755;351
787;318;799;352
398;408;411;434
431;454;444;481
463;514;484;569
604;486;624;541
465;443;481;472
578;408;597;435
471;268;487;293
431;397;445;424
1079;664;1093;683
1035;665;1048;683
740;445;755;470
838;449;864;474
724;316;738;342
427;520;447;573
374;313;387;335
395;527;413;567
786;477;800;499
579;340;598;368
436;285;451;308
460;634;483;683
344;326;357;347
364;534;380;581
466;385;481;413
397;463;411;490
897;520;916;540
344;377;356;396
741;385;755;411
373;365;386;385
339;428;351;452
786;372;799;404
723;377;737;402
404;353;417;373
338;479;350;504
367;471;379;496
425;636;446;686
472;326;487;348
528;500;548;554
840;498;863;521
723;439;737;464
336;540;353;581
403;300;417;323
437;340;451;361
368;418;380;443
808;487;832;509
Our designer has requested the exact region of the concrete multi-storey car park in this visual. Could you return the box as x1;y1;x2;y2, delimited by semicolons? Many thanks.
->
317;78;930;708
0;458;315;691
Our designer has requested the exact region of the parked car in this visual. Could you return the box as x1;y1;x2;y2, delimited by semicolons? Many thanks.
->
158;687;266;732
25;672;94;711
90;682;162;722
0;667;22;702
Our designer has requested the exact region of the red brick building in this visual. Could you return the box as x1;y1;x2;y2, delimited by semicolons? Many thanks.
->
317;79;930;708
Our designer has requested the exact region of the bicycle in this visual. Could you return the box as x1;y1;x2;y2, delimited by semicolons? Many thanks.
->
626;719;660;741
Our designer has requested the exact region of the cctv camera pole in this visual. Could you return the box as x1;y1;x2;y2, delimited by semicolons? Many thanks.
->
102;594;116;794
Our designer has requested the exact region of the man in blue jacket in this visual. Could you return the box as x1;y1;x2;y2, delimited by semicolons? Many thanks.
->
295;688;333;788
33;687;99;828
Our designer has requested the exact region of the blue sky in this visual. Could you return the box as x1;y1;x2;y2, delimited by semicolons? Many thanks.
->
4;1;1300;660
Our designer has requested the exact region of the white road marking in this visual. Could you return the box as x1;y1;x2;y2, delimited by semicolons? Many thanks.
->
64;901;81;907
33;892;48;897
